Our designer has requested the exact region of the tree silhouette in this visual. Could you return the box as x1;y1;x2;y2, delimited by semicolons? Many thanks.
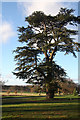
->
13;8;80;98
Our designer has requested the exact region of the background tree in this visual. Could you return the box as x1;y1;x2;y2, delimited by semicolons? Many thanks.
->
73;88;78;96
59;79;77;95
13;8;80;98
77;84;80;94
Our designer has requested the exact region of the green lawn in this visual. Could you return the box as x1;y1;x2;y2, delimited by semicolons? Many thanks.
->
2;94;80;120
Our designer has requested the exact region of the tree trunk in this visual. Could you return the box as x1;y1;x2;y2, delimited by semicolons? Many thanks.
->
46;83;55;99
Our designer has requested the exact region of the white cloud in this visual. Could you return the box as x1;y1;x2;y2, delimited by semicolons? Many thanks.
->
1;73;26;85
72;78;78;83
5;73;26;86
0;21;16;43
18;1;63;17
29;2;62;16
5;73;13;79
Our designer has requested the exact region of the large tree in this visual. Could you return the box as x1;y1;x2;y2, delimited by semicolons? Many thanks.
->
13;8;80;98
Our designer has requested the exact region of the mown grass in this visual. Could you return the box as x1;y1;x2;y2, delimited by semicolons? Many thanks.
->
1;94;80;120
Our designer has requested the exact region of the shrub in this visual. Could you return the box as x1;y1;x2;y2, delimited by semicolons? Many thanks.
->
73;88;78;96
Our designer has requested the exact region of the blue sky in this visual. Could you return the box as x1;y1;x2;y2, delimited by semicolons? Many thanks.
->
0;1;79;85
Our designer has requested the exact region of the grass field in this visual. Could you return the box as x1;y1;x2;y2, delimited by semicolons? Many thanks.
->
1;94;80;120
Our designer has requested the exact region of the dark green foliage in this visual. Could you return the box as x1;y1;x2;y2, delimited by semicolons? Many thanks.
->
13;8;80;98
73;88;78;96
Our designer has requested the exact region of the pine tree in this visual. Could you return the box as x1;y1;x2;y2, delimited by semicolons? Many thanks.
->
13;8;80;98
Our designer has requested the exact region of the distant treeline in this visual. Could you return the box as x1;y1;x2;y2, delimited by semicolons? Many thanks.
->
2;79;80;95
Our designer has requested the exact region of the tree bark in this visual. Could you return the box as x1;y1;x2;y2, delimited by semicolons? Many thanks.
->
46;83;55;99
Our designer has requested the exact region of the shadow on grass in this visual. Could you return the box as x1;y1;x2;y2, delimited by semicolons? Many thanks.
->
2;118;80;120
2;104;80;116
2;97;80;105
2;95;45;99
2;96;80;120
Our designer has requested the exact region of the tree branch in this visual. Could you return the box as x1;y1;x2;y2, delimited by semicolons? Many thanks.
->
42;48;49;61
50;46;57;61
35;67;46;78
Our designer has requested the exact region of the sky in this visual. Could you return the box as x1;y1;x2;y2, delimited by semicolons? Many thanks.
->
0;0;80;85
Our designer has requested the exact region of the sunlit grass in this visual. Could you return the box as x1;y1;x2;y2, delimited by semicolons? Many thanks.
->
2;94;80;120
2;102;79;108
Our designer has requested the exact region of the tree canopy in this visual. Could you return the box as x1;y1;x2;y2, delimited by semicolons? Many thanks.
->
13;8;80;98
